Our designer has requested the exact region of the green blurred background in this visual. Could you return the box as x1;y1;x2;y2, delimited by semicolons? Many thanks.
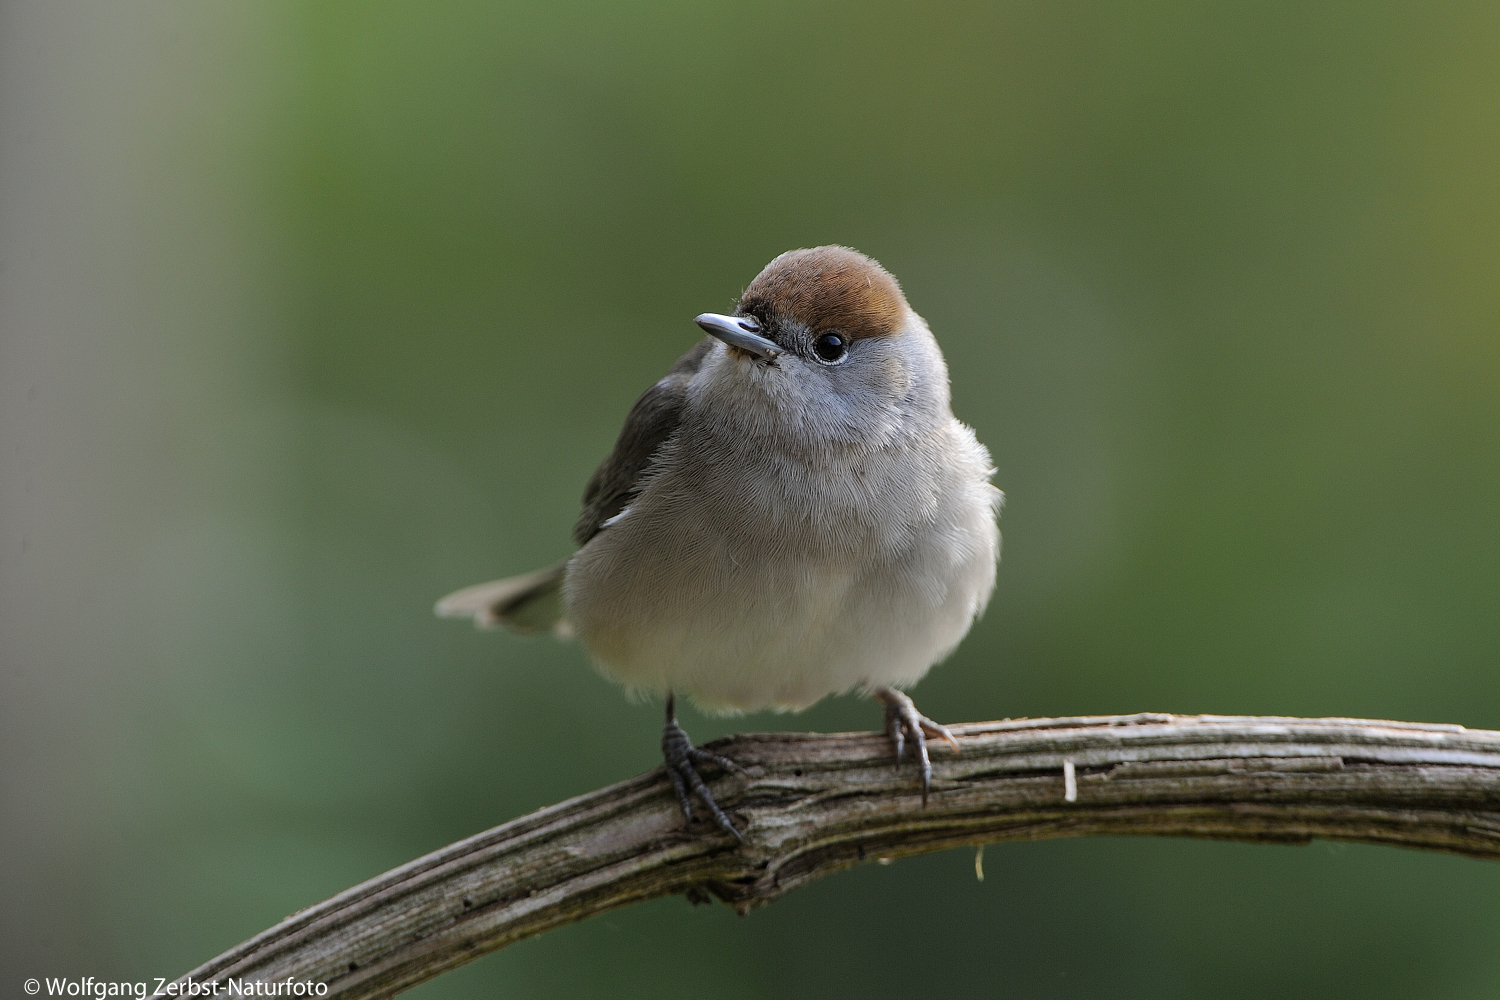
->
3;1;1499;996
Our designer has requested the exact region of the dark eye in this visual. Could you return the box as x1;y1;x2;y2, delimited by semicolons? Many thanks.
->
813;332;848;364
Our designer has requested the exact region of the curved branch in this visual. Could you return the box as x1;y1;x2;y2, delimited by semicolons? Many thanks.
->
175;714;1500;998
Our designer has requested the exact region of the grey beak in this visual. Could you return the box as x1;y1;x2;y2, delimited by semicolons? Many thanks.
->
695;313;782;361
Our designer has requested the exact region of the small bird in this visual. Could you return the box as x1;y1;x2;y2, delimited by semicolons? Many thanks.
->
438;246;1001;839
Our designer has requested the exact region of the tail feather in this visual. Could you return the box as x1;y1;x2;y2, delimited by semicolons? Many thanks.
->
434;562;570;636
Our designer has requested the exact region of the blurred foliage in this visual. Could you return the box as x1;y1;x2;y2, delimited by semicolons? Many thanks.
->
3;1;1499;997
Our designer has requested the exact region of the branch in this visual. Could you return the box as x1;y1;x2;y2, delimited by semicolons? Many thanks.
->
175;714;1500;998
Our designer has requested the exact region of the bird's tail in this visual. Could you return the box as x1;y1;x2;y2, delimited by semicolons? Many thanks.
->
434;561;571;636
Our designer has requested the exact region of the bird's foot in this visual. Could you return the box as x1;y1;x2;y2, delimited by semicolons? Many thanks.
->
661;694;746;841
873;687;960;805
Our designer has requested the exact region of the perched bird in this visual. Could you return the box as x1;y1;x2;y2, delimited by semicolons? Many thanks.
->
437;246;1001;838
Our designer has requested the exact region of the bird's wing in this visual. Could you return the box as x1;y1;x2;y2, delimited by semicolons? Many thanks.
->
573;337;712;545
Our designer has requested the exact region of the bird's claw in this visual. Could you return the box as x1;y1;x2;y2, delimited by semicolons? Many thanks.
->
662;696;744;841
875;687;959;805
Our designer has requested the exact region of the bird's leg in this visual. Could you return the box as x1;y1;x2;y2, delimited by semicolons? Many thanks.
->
660;692;745;841
872;687;960;806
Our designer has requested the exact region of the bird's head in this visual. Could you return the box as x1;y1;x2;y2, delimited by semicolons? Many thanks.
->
692;246;952;446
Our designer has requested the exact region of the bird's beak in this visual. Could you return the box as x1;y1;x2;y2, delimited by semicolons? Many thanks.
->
695;313;782;361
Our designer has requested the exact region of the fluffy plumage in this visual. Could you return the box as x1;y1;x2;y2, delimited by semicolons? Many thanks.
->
438;246;1001;716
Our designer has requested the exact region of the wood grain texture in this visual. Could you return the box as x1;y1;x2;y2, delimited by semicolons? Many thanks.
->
174;714;1500;998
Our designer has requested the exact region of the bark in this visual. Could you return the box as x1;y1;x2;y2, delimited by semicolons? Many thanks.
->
174;714;1500;999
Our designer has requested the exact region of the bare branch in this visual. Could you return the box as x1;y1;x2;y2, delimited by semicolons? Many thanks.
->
175;714;1500;998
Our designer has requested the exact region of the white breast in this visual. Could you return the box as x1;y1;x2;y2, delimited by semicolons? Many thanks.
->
564;412;1001;714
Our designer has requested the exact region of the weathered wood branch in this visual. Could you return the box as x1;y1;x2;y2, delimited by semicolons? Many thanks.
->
176;714;1500;998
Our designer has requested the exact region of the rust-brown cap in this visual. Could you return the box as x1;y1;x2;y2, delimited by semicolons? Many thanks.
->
736;246;908;341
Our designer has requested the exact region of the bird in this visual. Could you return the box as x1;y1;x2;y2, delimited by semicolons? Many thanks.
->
437;246;1002;840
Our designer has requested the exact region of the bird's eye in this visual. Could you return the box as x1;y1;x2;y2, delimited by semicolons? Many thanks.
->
812;332;848;364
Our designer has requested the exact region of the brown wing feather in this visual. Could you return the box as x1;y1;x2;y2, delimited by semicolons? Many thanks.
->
573;338;712;545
